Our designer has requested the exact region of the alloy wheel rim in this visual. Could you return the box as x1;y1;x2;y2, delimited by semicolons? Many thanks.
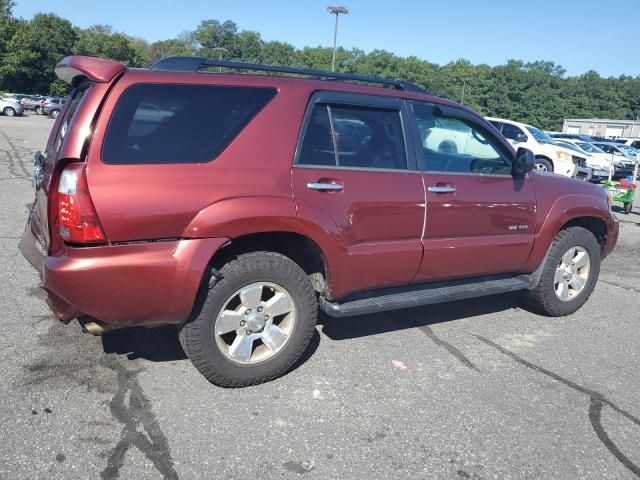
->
554;246;590;301
534;163;548;171
5;108;14;117
214;282;296;364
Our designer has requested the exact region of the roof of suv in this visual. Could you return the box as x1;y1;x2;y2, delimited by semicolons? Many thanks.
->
55;55;477;114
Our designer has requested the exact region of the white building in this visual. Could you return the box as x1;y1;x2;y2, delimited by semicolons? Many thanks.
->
562;118;640;138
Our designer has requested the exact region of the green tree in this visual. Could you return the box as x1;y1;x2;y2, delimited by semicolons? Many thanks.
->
1;13;76;94
74;25;147;66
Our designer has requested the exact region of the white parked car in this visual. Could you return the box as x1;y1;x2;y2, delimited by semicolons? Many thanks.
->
0;95;24;117
486;117;590;179
553;139;613;180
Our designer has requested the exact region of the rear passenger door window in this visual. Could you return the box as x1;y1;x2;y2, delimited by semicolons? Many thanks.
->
412;104;512;175
102;84;276;164
500;123;526;142
297;103;407;170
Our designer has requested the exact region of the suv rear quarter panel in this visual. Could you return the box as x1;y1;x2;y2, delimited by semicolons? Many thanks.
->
85;70;311;242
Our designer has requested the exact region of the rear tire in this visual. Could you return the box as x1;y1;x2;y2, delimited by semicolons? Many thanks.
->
179;251;318;387
34;106;41;115
624;202;632;214
3;107;15;117
523;227;600;316
50;109;59;119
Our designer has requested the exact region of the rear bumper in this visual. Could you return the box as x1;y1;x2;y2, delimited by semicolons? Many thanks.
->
19;227;228;326
603;214;619;259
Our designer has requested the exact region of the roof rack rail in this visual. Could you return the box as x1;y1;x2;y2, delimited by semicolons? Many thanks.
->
150;56;429;94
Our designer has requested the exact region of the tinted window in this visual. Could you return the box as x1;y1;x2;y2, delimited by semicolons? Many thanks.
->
298;105;336;166
298;104;407;170
501;123;526;141
414;105;512;175
55;91;83;152
331;106;406;169
103;84;276;164
631;141;640;149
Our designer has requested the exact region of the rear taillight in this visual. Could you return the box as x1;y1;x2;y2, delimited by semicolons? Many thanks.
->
43;101;49;106
57;163;106;243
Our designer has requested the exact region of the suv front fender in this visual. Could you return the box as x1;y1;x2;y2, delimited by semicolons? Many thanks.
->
523;193;611;272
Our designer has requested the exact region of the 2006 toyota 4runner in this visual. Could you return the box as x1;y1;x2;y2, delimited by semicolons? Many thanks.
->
20;56;619;387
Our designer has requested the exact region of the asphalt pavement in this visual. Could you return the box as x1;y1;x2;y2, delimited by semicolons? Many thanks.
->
1;114;639;479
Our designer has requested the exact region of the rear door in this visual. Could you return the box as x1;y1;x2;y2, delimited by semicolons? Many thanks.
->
25;87;90;257
409;102;537;282
292;92;425;299
21;57;126;263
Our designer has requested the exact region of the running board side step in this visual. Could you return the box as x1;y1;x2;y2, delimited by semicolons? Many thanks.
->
319;274;531;318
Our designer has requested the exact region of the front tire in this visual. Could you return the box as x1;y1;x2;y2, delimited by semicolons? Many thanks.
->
534;157;553;172
34;106;41;115
523;227;601;316
180;251;318;387
50;109;60;119
3;107;15;117
624;202;632;214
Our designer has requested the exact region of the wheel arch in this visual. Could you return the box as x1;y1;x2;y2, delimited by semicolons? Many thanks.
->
208;231;332;297
534;155;554;171
524;193;611;273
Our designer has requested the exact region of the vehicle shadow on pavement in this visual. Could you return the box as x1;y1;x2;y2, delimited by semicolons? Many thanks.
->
320;293;521;341
101;326;187;362
99;324;322;373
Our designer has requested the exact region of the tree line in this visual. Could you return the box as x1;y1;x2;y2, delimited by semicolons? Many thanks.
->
1;0;639;130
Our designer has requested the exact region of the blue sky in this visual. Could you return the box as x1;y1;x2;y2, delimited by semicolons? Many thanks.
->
13;0;640;77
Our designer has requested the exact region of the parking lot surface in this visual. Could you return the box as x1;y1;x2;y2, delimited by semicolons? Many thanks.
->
1;114;639;480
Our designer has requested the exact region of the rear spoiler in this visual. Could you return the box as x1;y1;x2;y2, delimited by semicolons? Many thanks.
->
55;56;126;85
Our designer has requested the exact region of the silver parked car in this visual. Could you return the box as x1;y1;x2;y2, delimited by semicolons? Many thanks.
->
591;142;638;179
0;95;24;117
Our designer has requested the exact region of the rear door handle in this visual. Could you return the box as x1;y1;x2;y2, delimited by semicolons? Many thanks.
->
427;185;456;193
307;182;344;192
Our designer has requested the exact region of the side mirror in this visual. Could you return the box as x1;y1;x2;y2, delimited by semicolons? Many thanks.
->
514;132;528;143
513;147;535;178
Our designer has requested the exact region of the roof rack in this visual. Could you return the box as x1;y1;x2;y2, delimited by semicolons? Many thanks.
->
150;56;429;94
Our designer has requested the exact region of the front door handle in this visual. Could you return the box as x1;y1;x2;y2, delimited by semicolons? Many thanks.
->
307;182;344;192
427;185;456;193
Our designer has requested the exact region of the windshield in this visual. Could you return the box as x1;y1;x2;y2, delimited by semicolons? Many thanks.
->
526;126;553;144
576;142;605;154
555;141;582;153
619;145;638;156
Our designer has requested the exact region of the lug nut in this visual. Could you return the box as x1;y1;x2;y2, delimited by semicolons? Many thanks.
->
245;330;252;335
257;307;263;312
240;320;246;327
245;309;251;315
264;315;269;320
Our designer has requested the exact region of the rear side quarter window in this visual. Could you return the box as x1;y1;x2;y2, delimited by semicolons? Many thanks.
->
102;84;277;164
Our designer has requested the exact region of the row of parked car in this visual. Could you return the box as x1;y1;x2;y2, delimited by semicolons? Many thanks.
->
486;117;639;182
0;93;66;118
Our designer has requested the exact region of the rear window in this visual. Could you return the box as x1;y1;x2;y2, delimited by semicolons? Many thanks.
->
102;84;277;164
55;90;84;152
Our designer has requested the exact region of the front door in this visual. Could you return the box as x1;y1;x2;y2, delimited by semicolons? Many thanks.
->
409;102;537;282
292;94;425;299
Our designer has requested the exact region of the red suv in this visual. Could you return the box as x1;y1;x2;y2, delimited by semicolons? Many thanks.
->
20;56;619;387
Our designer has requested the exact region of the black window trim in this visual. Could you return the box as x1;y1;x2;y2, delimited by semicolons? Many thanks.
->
293;91;419;172
408;101;516;178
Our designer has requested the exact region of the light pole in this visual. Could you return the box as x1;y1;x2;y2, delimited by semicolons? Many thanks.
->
327;6;348;72
460;77;470;105
211;47;227;72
